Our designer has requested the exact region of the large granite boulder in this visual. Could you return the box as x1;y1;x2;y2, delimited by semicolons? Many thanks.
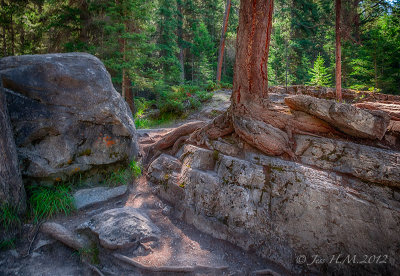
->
0;53;138;183
285;95;390;140
0;82;25;210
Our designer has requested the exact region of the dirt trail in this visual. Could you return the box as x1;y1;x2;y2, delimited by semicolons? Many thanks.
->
0;90;288;275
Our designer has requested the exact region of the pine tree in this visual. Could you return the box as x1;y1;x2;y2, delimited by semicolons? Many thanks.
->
307;54;332;86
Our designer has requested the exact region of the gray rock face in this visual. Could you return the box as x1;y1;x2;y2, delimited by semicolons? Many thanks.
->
285;95;390;140
148;145;400;274
295;135;400;186
73;185;128;210
0;82;25;210
78;207;160;250
0;53;138;182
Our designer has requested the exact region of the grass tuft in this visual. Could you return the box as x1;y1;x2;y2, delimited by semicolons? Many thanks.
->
0;204;21;230
29;185;75;222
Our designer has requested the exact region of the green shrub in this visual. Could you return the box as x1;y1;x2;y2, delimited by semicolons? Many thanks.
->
0;204;21;230
29;185;75;222
129;160;142;179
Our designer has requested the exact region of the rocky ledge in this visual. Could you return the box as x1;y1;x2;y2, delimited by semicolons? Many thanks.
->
147;88;400;274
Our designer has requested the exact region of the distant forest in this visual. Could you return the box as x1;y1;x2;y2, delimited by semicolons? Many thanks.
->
0;0;399;96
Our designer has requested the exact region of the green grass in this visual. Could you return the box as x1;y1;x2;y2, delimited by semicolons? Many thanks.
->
106;168;131;187
105;160;141;186
135;112;179;129
0;204;21;230
29;185;75;222
75;245;100;264
134;84;214;129
0;238;16;251
129;160;142;179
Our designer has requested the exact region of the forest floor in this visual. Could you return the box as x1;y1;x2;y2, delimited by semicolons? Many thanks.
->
0;89;287;276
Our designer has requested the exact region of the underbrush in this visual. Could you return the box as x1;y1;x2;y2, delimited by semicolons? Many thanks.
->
134;83;230;129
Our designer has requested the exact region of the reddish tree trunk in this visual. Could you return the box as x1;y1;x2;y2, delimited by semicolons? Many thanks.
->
216;0;231;83
232;0;274;109
336;0;342;101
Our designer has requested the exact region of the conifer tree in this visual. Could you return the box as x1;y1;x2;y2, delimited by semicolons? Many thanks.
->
307;54;332;86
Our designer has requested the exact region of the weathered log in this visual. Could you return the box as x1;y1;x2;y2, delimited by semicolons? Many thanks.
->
354;102;400;121
285;95;390;140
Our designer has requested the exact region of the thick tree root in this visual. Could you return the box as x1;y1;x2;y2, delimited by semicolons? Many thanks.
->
232;115;294;157
114;253;229;273
188;111;234;145
41;222;88;251
144;99;367;163
144;121;206;164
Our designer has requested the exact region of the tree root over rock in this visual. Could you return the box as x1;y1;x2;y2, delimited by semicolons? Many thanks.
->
114;253;229;273
41;222;88;251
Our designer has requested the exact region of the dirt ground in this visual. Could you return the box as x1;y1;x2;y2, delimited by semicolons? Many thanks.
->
0;90;289;276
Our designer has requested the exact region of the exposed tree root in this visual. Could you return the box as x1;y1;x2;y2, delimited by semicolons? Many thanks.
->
170;135;189;156
114;253;229;273
232;115;294;157
188;111;234;145
144;121;206;164
40;222;88;251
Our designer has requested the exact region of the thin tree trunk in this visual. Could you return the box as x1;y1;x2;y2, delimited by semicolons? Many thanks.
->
125;76;135;113
216;0;231;83
10;14;14;56
374;45;378;90
335;0;342;101
1;0;6;57
121;38;127;100
177;0;185;83
19;23;24;54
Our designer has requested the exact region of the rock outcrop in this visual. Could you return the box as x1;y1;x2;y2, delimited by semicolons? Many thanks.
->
0;53;138;183
285;95;390;140
148;142;400;275
0;82;25;210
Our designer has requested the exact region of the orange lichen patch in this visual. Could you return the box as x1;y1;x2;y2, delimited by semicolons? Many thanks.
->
67;159;73;164
73;167;80;173
55;177;62;182
101;135;116;147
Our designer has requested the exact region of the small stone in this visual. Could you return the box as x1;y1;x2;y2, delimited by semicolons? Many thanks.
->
73;185;128;210
9;249;19;258
162;205;172;216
